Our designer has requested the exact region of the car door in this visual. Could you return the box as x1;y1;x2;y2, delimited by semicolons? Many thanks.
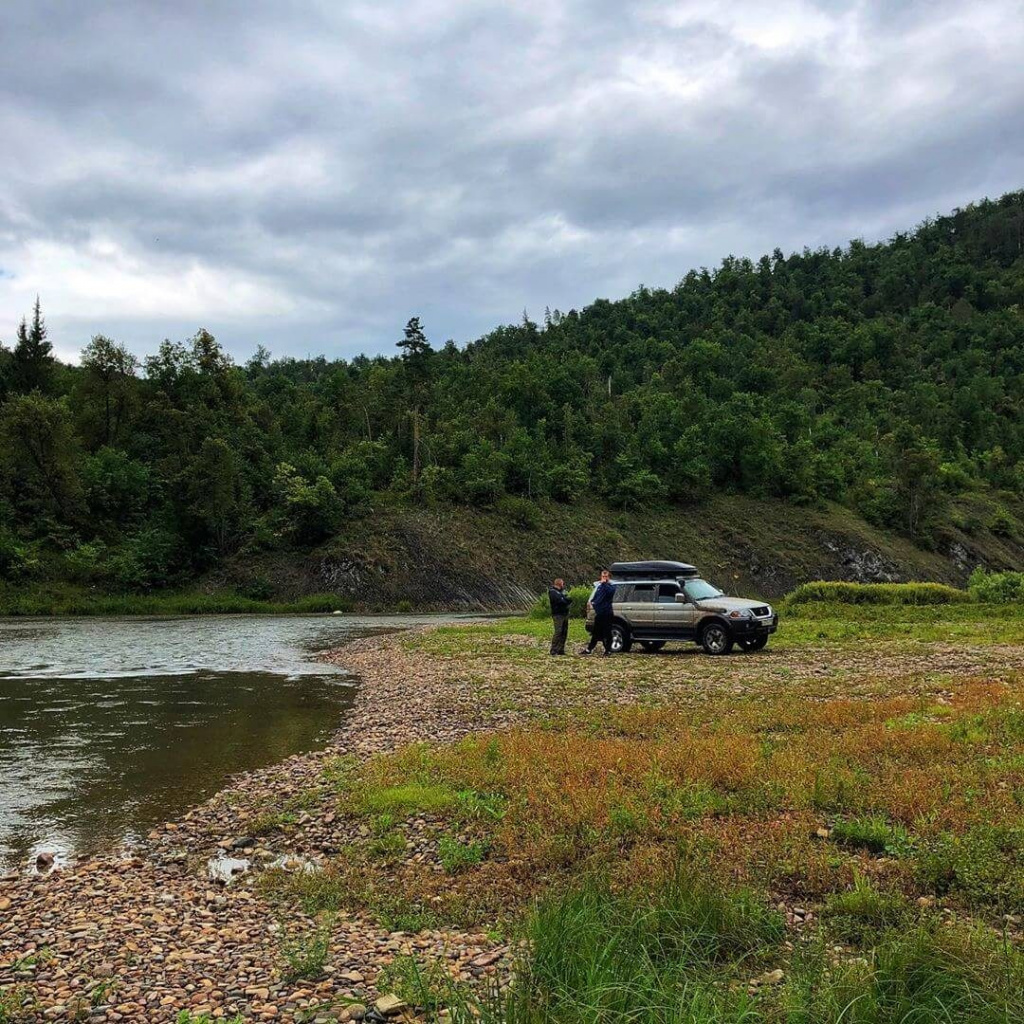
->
653;582;694;637
624;583;656;633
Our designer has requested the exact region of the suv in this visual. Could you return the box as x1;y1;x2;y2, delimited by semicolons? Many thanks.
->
584;561;777;655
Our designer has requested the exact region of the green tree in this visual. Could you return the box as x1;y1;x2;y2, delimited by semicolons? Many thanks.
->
78;335;140;446
11;297;54;394
0;393;82;525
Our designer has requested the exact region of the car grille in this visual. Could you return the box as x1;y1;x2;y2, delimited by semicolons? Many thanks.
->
752;606;771;617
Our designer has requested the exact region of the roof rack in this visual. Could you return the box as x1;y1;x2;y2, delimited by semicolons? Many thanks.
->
609;560;699;580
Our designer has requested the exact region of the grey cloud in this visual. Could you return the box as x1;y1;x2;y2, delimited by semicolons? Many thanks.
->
1;0;1023;362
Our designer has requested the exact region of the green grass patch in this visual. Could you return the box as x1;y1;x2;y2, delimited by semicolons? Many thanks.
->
830;816;914;857
787;580;972;606
914;825;1024;915
349;781;461;817
439;834;487;873
823;876;911;944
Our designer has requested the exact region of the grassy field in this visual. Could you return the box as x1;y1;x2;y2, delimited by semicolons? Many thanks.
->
251;599;1024;1022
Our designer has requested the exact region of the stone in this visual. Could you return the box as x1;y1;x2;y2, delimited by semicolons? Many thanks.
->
373;994;406;1016
35;851;55;870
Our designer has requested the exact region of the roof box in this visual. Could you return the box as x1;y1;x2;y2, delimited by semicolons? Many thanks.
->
610;560;699;580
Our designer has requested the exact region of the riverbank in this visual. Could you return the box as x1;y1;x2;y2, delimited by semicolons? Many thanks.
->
3;609;1024;1021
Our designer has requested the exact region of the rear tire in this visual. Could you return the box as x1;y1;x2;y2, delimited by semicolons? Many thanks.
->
738;635;768;652
700;622;734;656
640;640;667;652
609;623;633;653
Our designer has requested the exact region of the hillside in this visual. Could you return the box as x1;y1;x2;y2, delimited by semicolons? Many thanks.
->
1;191;1022;604
199;492;1024;609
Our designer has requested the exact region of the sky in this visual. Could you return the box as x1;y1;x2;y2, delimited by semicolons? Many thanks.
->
1;0;1023;364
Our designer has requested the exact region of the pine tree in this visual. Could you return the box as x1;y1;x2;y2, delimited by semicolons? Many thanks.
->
11;297;54;393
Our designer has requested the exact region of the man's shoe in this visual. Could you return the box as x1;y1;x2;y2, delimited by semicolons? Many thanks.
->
579;647;592;655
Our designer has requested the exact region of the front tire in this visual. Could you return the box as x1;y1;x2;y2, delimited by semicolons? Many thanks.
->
700;622;734;656
609;623;633;653
640;640;666;652
738;635;768;652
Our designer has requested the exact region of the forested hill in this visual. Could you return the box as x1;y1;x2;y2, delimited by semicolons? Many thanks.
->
1;191;1022;605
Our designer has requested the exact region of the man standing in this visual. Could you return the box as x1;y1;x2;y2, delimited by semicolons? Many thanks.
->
548;578;572;655
582;568;615;656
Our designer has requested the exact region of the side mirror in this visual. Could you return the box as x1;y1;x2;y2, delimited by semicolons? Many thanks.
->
674;592;691;604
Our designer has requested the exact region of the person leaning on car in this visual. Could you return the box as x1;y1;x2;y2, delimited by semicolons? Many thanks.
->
582;568;615;656
548;577;572;655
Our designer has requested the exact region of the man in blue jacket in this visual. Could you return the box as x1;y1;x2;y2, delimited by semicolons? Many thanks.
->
582;568;615;656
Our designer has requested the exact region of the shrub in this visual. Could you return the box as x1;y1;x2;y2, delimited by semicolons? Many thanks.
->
528;585;593;619
495;495;541;530
786;581;971;606
968;567;1024;603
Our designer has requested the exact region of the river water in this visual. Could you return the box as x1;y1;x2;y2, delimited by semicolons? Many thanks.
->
0;614;448;871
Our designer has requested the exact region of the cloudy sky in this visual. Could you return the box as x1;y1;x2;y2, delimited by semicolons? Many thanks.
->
2;1;1023;363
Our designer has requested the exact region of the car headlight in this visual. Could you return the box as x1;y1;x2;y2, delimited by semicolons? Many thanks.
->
728;609;752;619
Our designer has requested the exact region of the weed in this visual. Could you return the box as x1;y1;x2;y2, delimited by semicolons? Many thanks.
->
259;865;350;915
823;875;910;944
439;834;486;873
279;915;333;981
176;1013;245;1024
914;825;1024;914
0;986;35;1024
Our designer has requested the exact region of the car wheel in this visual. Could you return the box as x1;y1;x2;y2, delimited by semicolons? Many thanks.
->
700;622;734;655
609;623;633;653
738;635;768;652
640;640;666;652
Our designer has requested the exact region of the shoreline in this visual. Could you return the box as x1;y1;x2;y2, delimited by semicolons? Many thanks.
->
0;623;507;1023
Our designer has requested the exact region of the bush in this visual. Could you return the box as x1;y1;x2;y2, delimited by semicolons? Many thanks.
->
787;581;971;606
968;567;1024;603
495;494;541;530
528;585;593;619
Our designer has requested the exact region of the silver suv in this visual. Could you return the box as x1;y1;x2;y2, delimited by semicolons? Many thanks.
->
584;561;777;655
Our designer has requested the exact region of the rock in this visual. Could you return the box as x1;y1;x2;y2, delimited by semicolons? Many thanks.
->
373;993;407;1016
230;836;257;851
35;851;55;870
344;1005;367;1021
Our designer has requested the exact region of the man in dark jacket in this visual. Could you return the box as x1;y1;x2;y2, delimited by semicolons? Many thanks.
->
548;578;571;655
582;568;615;656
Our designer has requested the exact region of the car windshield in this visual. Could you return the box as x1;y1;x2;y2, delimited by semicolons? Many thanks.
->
684;579;723;601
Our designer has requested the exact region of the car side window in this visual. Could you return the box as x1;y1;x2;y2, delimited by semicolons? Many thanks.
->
656;584;678;603
630;584;654;603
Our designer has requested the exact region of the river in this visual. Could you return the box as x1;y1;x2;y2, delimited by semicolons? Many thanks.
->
0;613;451;872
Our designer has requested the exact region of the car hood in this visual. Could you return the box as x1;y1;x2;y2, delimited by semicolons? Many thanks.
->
696;596;771;614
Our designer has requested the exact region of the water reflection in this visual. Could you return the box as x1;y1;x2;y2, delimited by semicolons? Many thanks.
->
0;614;446;870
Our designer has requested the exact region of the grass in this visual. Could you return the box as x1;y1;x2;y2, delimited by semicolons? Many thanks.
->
389;869;1024;1023
278;915;333;981
259;603;1024;1020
